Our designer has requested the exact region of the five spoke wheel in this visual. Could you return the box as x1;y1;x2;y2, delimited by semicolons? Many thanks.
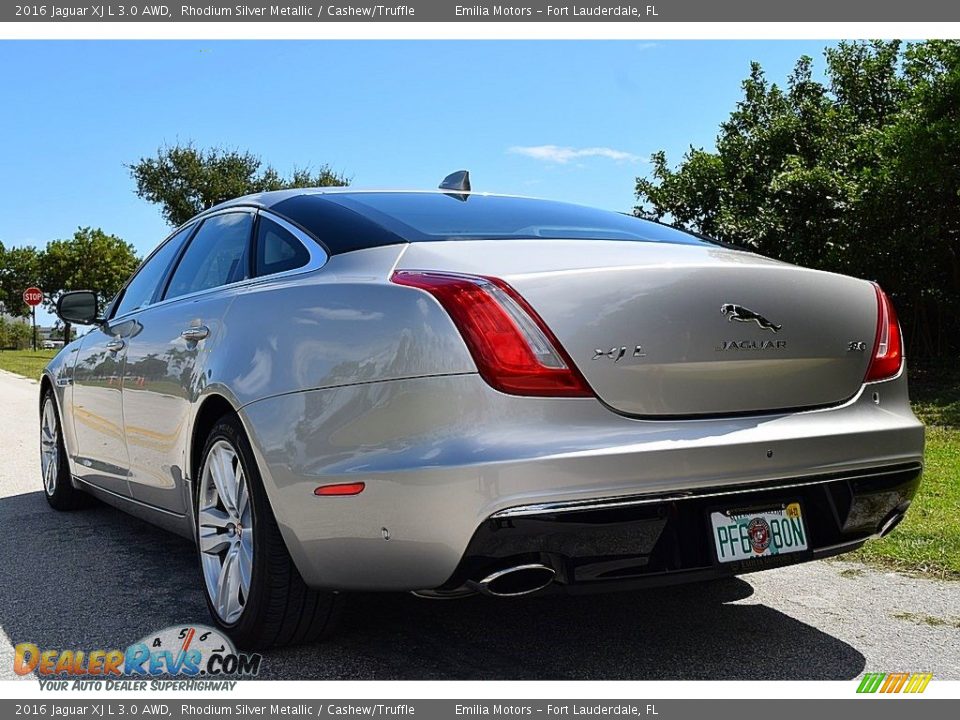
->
198;440;254;624
40;397;60;497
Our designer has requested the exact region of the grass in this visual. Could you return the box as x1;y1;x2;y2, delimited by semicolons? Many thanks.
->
892;611;960;629
850;361;960;579
0;349;57;380
0;347;956;577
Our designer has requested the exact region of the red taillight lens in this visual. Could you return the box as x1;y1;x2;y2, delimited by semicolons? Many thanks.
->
391;270;593;398
865;284;903;383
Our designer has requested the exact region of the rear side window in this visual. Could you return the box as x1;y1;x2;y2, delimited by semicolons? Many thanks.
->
255;216;310;277
164;212;253;301
112;223;194;317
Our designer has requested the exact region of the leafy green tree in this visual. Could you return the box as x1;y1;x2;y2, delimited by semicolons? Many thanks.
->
39;227;141;343
129;143;350;226
635;40;960;358
0;242;42;318
12;321;31;350
1;319;32;350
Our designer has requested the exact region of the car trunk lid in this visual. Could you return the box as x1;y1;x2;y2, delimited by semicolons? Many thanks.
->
396;239;879;417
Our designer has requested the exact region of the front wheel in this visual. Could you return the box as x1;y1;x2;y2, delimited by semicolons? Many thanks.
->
40;390;89;510
196;415;341;649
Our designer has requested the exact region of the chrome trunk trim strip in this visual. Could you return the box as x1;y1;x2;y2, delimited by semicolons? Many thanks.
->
489;463;922;519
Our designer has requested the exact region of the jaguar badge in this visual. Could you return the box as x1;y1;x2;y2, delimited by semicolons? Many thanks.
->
720;304;782;333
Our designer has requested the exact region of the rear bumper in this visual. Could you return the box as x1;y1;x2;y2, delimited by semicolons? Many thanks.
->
438;462;922;595
238;370;924;592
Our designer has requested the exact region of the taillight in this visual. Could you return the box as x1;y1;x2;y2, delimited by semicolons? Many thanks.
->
391;270;593;398
865;284;903;382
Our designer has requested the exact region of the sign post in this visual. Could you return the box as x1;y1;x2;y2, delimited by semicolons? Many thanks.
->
23;287;43;352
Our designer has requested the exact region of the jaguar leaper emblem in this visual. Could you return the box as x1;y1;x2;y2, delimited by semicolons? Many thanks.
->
720;304;782;333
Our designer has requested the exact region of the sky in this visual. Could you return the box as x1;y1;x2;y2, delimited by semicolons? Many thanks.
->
0;40;836;323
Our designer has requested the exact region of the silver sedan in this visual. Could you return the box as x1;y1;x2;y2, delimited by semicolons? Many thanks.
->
40;178;924;648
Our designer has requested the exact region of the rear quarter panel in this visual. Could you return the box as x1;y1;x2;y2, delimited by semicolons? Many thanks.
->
208;246;477;408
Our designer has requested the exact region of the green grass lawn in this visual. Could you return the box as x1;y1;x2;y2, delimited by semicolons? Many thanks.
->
0;347;956;577
0;349;57;380
851;362;960;579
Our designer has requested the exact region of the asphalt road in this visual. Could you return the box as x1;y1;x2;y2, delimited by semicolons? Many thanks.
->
1;369;958;680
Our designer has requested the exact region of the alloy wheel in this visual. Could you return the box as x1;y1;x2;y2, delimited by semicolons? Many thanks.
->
198;440;254;624
40;398;60;496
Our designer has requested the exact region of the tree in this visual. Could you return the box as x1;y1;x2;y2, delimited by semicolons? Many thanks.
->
0;242;42;318
9;320;31;350
39;227;141;343
129;144;350;226
635;40;960;358
0;317;32;350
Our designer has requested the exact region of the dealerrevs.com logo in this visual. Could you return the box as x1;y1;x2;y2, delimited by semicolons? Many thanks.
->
15;625;261;689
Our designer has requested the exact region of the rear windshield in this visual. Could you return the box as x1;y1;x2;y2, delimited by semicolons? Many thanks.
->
324;193;708;246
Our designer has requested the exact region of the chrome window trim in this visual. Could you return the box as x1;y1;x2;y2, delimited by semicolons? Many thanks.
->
107;219;199;322
108;209;327;323
489;463;923;519
251;209;328;283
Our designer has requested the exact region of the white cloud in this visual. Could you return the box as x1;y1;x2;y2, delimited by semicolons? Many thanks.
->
509;145;641;165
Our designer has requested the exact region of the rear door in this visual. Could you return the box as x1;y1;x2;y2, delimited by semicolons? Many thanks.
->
122;210;254;514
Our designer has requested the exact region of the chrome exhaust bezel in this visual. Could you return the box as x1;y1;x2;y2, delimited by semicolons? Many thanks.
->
475;563;556;597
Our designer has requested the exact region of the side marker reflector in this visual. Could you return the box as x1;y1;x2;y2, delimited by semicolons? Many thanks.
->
314;482;365;496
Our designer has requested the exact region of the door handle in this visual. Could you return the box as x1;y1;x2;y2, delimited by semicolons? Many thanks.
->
181;326;210;342
106;339;125;352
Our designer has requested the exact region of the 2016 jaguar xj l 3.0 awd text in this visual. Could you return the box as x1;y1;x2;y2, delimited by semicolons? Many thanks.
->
40;172;924;648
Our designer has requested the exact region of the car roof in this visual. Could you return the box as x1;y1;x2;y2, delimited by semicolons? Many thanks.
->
199;190;563;256
197;189;711;257
206;188;520;211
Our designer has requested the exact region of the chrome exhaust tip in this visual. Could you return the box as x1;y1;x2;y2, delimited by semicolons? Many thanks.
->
473;563;556;597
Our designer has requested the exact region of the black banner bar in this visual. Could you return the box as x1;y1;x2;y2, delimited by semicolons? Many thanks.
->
5;1;960;22
2;699;958;719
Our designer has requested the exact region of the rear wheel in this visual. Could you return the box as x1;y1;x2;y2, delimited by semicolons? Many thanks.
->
196;415;341;649
40;391;89;510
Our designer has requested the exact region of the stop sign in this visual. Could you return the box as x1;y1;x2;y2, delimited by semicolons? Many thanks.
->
23;287;43;307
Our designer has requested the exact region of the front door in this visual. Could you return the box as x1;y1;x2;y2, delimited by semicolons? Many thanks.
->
69;321;134;495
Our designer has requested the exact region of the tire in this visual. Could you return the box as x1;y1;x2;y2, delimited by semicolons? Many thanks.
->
195;414;341;649
40;390;89;511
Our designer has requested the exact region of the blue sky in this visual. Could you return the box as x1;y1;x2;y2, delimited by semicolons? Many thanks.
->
0;40;834;322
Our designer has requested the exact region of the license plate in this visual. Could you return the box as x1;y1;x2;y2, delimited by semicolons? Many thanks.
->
711;502;808;563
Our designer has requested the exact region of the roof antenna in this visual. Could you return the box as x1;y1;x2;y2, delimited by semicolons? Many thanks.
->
439;170;470;193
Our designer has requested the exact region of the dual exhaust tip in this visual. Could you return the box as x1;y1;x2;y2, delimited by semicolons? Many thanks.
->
470;563;556;598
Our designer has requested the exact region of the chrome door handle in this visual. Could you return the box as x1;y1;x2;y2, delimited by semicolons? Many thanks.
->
106;339;125;352
181;326;210;342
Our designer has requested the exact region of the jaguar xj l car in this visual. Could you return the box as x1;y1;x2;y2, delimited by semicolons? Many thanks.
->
40;179;924;648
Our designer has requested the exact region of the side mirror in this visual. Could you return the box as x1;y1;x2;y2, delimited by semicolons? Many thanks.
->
56;291;101;326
